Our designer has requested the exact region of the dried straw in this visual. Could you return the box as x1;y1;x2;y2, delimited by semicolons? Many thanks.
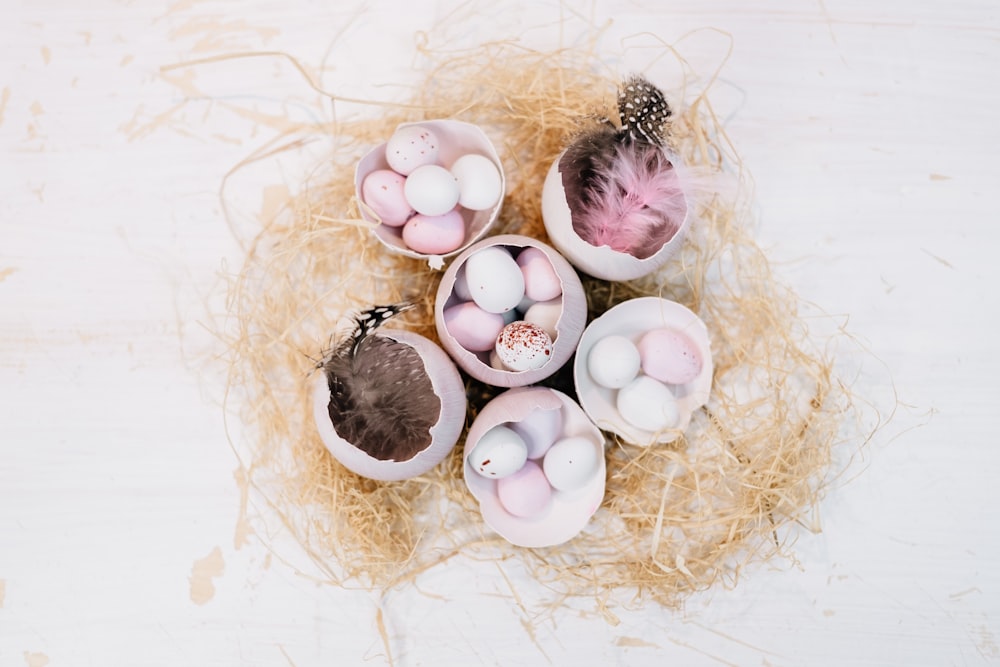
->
216;37;858;609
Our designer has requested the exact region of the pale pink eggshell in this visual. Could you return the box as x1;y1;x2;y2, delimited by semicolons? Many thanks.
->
573;297;713;446
443;301;506;353
435;234;586;388
401;209;466;255
541;148;691;281
312;329;467;481
637;327;703;385
516;246;563;301
463;386;606;547
360;169;413;227
356;119;505;268
496;460;552;518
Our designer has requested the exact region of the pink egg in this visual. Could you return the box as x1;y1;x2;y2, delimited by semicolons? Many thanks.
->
401;208;466;255
496;460;553;518
516;247;562;301
360;169;414;227
443;301;506;352
637;327;703;385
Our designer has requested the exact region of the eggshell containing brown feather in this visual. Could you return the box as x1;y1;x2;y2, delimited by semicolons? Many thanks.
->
434;234;586;387
312;329;467;481
573;297;713;446
463;386;606;548
355;119;505;270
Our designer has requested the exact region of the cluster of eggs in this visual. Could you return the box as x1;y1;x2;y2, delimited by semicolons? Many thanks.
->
467;406;600;519
360;125;503;255
443;244;564;372
586;327;703;433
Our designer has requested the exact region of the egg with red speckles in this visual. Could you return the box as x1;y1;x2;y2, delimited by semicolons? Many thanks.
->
496;321;552;371
467;424;529;479
385;125;440;175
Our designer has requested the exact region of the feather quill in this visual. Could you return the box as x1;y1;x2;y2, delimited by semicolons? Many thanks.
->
321;304;440;462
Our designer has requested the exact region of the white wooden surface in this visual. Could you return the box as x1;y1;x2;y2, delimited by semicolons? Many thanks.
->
2;1;998;665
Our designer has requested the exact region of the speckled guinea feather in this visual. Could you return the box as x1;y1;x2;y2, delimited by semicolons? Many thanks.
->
321;304;440;462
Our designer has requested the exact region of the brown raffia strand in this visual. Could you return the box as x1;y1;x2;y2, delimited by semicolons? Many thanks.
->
218;39;859;609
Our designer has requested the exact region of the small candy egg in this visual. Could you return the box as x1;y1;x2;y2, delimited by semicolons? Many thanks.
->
452;264;474;301
468;424;529;479
404;164;461;217
522;298;562;341
385;125;440;175
496;460;552;517
616;376;680;432
443;301;507;352
637;327;703;385
516;247;562;302
449;153;503;211
464;246;525;314
510;406;563;460
401;209;466;255
360;169;413;227
496;321;553;372
587;335;641;389
542;436;599;492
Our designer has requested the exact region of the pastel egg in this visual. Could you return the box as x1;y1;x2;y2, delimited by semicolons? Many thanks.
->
401;209;466;255
522;298;562;341
464;246;525;314
496;460;552;517
468;424;529;479
450;153;503;211
510;406;563;460
496;321;552;372
385;125;440;175
360;169;413;227
542;436;599;492
443;301;507;352
616;376;680;432
516;247;562;302
404;164;461;217
587;335;641;389
637;328;703;385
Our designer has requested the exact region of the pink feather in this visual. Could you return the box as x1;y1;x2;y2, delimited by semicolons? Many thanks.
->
569;141;686;260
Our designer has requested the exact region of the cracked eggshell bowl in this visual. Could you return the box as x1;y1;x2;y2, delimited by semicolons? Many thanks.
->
540;148;691;281
434;234;586;387
573;297;713;446
464;386;606;548
355;119;505;270
311;329;467;481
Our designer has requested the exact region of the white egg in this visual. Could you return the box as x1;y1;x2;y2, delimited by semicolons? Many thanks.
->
510;406;563;459
463;246;525;314
404;164;461;216
468;424;529;479
385;125;441;175
450;153;503;210
616;376;680;432
587;335;641;389
542;436;599;492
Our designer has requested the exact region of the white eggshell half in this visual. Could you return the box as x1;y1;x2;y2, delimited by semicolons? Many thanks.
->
356;119;505;269
463;386;606;548
573;297;713;446
312;329;467;481
541;148;691;281
435;234;586;387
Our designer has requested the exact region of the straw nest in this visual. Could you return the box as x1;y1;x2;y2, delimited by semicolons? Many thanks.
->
218;38;856;610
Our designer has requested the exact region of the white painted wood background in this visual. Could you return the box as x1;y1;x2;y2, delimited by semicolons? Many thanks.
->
2;1;997;665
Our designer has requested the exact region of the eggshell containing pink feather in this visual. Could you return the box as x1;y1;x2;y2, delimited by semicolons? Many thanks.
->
463;386;606;547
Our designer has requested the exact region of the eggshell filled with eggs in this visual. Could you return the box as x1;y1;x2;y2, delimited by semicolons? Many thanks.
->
355;119;505;268
463;386;606;548
435;234;586;387
573;297;713;446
